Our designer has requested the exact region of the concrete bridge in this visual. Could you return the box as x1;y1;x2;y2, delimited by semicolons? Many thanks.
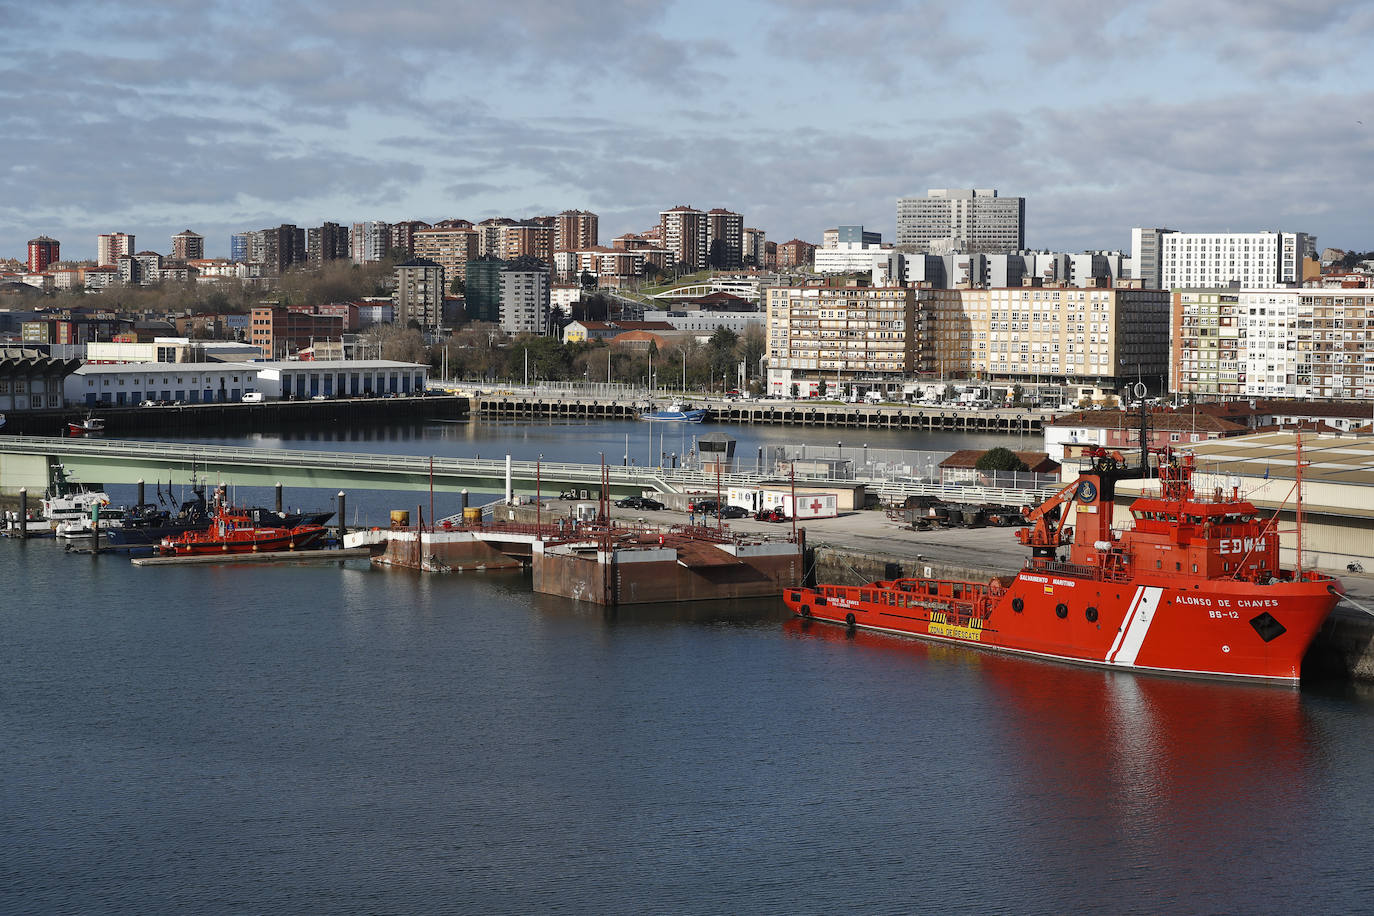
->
0;436;1058;508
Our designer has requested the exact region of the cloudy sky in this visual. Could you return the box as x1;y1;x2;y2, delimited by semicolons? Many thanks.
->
2;0;1371;262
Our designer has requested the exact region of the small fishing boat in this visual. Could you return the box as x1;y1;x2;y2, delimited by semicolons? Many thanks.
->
641;400;708;422
67;414;106;436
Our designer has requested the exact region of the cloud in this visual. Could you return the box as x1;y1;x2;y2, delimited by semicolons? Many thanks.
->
1;0;1371;260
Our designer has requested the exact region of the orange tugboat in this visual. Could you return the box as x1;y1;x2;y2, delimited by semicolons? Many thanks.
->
158;491;327;556
785;439;1343;685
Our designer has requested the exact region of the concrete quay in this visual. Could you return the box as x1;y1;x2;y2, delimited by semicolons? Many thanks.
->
474;391;1046;434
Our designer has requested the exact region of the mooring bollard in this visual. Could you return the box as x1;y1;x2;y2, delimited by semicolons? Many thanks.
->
337;492;347;541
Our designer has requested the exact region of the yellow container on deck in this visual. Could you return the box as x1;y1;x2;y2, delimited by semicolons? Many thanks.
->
463;507;482;525
390;510;411;528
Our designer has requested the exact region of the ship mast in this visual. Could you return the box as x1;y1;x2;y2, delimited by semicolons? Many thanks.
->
1295;432;1304;577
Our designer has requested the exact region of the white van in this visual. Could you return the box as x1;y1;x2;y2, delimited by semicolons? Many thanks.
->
241;391;263;402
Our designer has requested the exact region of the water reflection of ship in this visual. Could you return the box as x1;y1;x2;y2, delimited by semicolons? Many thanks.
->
784;615;1317;898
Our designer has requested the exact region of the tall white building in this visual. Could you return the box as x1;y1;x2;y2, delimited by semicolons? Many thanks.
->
896;189;1025;253
96;232;135;266
350;221;391;264
499;264;551;335
1133;229;1312;289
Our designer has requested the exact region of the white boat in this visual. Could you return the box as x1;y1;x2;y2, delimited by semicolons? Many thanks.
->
56;510;126;539
641;400;708;422
41;465;111;529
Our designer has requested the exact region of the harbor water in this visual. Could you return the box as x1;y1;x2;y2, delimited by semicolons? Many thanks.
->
5;417;1374;912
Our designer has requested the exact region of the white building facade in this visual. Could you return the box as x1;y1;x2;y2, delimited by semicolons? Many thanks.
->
499;266;551;335
1171;287;1374;400
1135;229;1312;289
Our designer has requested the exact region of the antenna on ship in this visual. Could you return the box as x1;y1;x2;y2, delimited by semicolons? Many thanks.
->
1134;380;1149;476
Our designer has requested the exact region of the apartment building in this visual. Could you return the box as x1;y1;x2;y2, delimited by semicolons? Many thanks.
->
27;236;59;273
1133;229;1312;289
392;258;444;331
248;305;345;359
389;220;432;259
765;285;924;397
742;227;767;267
776;239;816;269
660;206;708;272
97;232;135;266
706;208;743;269
171;229;204;261
1171;287;1374;400
554;210;598;251
896;188;1025;254
306;222;350;266
501;221;554;264
926;286;1169;393
499;262;551;335
413;226;478;285
349;221;391;264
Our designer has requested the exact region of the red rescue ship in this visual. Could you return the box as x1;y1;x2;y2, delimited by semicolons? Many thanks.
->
158;495;327;556
784;442;1343;685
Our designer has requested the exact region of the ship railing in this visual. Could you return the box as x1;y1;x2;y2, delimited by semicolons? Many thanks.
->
1028;558;1131;583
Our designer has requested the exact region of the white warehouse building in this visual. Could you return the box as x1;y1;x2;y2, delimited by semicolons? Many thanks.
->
251;360;429;400
66;362;265;407
65;359;428;406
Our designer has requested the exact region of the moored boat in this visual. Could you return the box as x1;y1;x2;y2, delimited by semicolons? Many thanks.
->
641;400;708;422
157;492;327;555
56;508;126;539
785;445;1343;685
41;465;110;530
67;414;105;436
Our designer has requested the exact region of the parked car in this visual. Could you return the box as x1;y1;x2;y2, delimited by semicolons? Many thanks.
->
715;505;748;519
690;499;719;515
615;496;664;511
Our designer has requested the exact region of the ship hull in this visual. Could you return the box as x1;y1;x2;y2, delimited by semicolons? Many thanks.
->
783;571;1341;685
640;410;707;422
159;526;326;555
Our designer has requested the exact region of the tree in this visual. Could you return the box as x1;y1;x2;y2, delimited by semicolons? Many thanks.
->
579;270;597;290
943;384;957;402
706;326;739;382
817;377;828;399
975;447;1028;472
1011;384;1024;406
740;325;765;382
450;276;465;297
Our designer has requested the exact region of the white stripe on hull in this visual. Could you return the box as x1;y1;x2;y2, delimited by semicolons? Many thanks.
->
1108;586;1164;667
